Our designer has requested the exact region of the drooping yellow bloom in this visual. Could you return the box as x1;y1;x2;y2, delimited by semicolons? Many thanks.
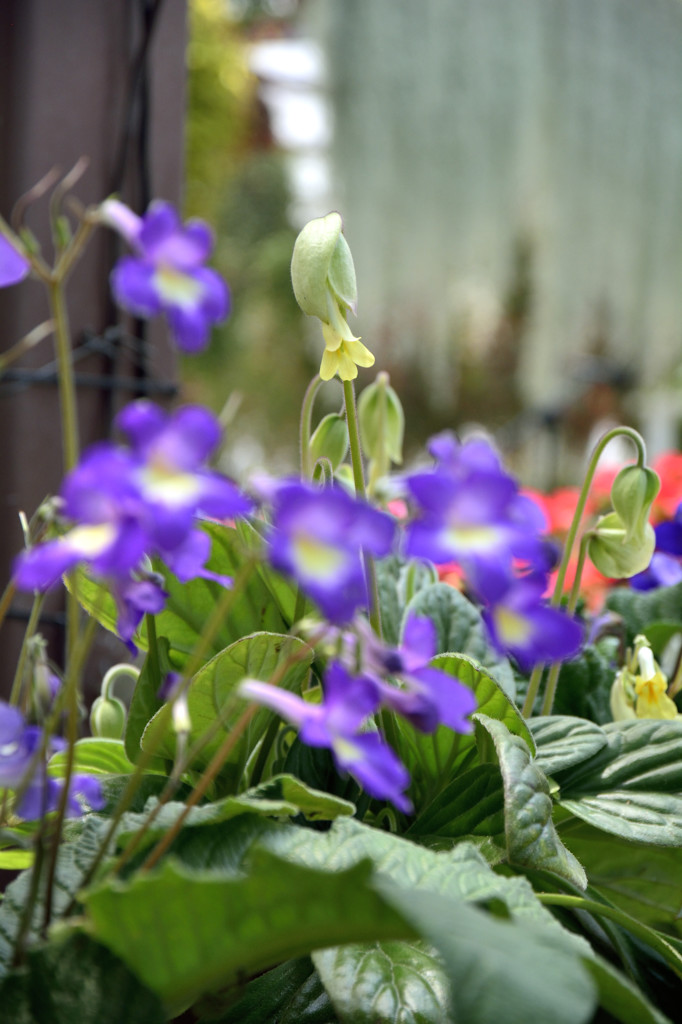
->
291;213;374;381
610;636;680;721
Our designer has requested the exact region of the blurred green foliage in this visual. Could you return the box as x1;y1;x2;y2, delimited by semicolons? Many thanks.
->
184;0;313;471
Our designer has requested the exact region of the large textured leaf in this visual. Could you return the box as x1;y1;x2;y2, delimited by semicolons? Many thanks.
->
81;851;415;1015
313;940;452;1024
529;716;609;776
394;653;532;805
141;633;313;785
115;775;354;853
555;718;682;844
202;956;338;1024
406;763;504;841
48;738;138;777
0;818;109;978
378;886;596;1024
561;820;682;935
0;933;164;1024
551;643;618;724
606;580;682;645
403;583;515;697
476;714;587;888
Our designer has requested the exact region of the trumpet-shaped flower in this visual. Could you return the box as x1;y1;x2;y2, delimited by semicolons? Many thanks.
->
14;400;251;641
0;701;104;820
267;481;396;623
240;661;412;812
363;614;477;733
101;199;229;353
0;234;30;287
481;574;583;672
405;435;549;597
610;638;680;720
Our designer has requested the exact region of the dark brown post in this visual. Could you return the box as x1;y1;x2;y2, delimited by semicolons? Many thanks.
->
0;0;187;693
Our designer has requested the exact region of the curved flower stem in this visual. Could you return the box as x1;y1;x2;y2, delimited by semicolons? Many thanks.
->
538;892;682;980
343;379;382;639
300;374;323;479
47;278;79;476
67;559;258;905
9;594;45;709
539;532;593;716
522;426;647;718
41;607;98;934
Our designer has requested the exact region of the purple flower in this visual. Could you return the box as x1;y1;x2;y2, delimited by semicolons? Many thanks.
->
240;661;412;812
267;481;396;623
0;703;38;789
631;504;682;590
0;701;104;820
17;771;105;820
102;199;229;353
116;401;252;579
364;615;477;733
14;400;251;642
404;434;547;598
0;235;30;287
482;575;583;672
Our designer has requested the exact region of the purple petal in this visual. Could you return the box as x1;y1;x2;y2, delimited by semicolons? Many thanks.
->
99;199;142;246
14;539;82;591
195;266;230;320
165;305;213;352
116;401;166;454
332;731;412;814
162;529;211;581
138;201;181;256
111;257;162;318
0;235;30;287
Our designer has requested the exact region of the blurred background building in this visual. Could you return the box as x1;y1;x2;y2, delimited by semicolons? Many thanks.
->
186;0;682;486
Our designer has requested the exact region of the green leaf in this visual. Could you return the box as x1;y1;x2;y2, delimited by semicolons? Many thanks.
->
528;716;609;776
0;818;111;977
81;851;414;1014
403;583;515;697
199;957;338;1023
115;775;354;853
313;940;452;1024
66;569;130;645
394;654;532;805
606;581;682;645
235;518;304;626
0;932;165;1024
153;522;286;661
476;714;587;888
141;632;313;784
406;763;504;840
48;738;138;777
0;850;33;870
556;718;682;844
583;955;671;1024
377;887;596;1024
124;635;173;766
560;820;682;934
551;642;618;724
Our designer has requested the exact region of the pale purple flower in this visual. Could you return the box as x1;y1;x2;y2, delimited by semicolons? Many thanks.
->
367;614;477;733
631;503;682;590
14;400;250;642
404;434;548;598
267;481;396;623
240;662;412;813
482;574;583;672
102;199;229;352
0;234;30;287
0;701;104;820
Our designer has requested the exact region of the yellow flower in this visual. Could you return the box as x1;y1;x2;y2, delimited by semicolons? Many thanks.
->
633;646;679;719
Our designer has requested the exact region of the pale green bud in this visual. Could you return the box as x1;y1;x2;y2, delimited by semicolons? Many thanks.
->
90;695;127;740
310;413;349;471
588;511;655;579
610;465;660;545
358;371;405;466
